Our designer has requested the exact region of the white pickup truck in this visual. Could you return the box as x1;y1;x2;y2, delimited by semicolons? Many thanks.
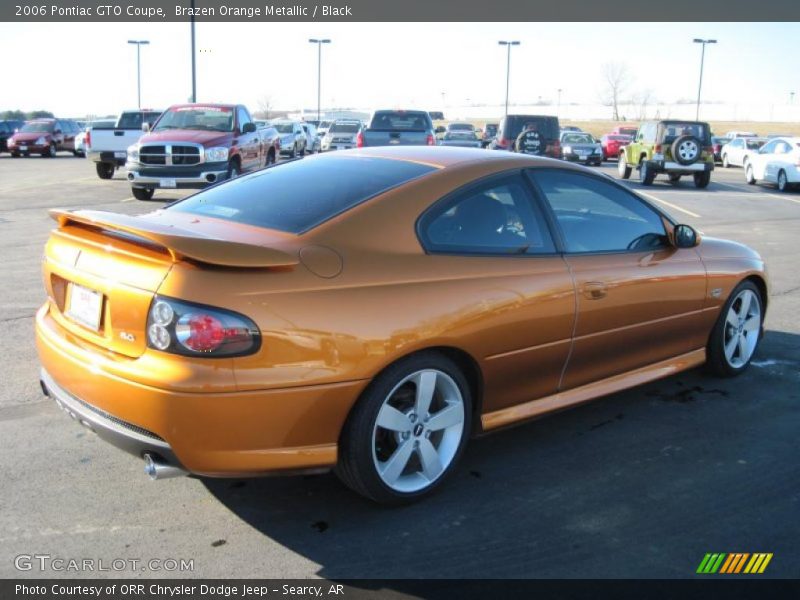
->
88;109;161;179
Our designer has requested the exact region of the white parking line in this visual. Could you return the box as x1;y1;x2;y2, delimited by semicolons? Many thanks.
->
635;190;702;218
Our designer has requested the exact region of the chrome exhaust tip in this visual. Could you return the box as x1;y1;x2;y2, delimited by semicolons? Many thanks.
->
143;453;188;480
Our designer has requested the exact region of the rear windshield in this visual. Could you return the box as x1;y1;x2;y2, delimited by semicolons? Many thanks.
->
608;135;630;141
369;111;431;131
20;121;54;133
444;132;477;139
449;123;474;131
330;123;360;133
503;116;559;140
170;156;437;234
273;123;294;133
661;122;709;142
562;133;595;144
118;111;160;129
617;128;638;136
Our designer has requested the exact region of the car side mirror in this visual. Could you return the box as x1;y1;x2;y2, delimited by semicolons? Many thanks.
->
141;122;151;133
674;224;700;248
242;122;256;134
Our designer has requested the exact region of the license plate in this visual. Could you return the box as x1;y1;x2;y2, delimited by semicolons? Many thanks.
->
65;283;103;331
114;151;126;159
19;145;27;152
159;178;177;188
389;139;400;144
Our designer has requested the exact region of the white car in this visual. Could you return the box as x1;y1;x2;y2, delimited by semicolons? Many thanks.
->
321;120;362;151
744;137;800;192
721;137;767;168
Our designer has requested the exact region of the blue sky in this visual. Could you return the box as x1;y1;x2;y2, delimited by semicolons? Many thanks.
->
1;21;797;116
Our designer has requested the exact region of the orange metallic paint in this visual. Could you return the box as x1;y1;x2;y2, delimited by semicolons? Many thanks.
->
35;147;768;476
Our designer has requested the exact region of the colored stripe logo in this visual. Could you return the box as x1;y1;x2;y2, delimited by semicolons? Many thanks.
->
697;553;773;574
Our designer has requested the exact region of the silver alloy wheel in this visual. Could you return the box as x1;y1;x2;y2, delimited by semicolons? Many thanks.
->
371;369;465;493
745;164;755;184
723;289;761;369
677;139;699;162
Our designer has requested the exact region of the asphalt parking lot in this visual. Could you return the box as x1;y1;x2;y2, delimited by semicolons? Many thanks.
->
0;152;798;580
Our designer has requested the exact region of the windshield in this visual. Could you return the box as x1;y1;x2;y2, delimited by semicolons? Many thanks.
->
449;123;473;131
171;156;437;234
273;123;295;134
154;107;234;132
444;132;476;140
330;123;360;134
563;133;595;144
20;121;54;133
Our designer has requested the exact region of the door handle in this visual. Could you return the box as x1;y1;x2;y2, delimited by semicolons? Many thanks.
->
582;282;607;300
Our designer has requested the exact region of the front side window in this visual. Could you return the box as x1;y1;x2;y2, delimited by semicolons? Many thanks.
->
531;169;667;253
420;174;555;256
760;140;779;154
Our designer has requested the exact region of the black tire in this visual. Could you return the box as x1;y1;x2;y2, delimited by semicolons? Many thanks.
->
43;143;57;158
745;163;756;185
227;159;240;180
777;170;789;192
671;135;702;166
72;150;82;157
11;152;20;158
639;160;655;186
289;144;297;159
722;154;729;168
299;143;306;157
668;173;681;185
266;148;276;166
336;351;473;505
706;280;763;377
618;154;632;179
693;171;711;188
131;187;155;201
95;162;115;179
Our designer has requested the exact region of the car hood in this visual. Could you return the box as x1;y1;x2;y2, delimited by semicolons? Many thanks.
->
140;129;233;147
696;236;763;262
13;132;50;142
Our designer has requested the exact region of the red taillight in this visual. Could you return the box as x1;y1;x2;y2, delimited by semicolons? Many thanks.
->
85;130;91;149
655;144;662;153
500;137;509;147
703;146;713;155
426;134;435;146
147;296;260;357
356;130;364;148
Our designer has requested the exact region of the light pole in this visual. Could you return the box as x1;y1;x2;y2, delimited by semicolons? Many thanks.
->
127;40;150;108
190;0;196;102
693;38;716;120
557;88;562;117
790;91;795;105
309;38;331;123
498;41;520;119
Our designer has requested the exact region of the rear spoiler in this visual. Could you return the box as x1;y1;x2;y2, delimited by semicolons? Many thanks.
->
50;209;299;269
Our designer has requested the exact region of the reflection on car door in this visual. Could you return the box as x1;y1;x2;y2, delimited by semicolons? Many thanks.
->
418;172;576;414
763;140;792;182
529;168;709;390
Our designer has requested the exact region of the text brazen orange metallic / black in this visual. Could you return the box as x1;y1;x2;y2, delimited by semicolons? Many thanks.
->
36;147;767;504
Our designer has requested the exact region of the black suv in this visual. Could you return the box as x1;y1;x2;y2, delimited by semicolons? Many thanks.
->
489;114;561;157
0;120;23;153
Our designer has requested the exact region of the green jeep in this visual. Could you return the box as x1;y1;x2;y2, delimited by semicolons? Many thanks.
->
618;120;714;188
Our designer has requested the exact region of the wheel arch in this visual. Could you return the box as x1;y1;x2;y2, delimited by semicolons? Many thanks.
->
744;274;768;315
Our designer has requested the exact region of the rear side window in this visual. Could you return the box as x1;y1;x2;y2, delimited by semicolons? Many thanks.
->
532;169;667;253
369;111;432;131
420;174;555;256
171;156;436;234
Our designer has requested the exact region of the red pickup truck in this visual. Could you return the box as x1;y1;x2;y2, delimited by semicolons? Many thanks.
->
125;103;273;200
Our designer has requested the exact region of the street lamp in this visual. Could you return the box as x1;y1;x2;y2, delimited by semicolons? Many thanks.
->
127;40;150;108
498;41;520;119
309;38;331;122
693;38;717;120
557;88;563;117
790;91;795;105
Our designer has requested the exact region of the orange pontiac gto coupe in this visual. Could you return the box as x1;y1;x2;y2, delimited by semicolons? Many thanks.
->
36;147;767;504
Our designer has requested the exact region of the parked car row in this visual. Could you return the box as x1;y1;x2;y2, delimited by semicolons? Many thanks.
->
4;118;84;157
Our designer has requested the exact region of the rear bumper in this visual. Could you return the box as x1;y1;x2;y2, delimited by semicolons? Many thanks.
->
649;160;713;173
35;304;368;476
88;150;127;166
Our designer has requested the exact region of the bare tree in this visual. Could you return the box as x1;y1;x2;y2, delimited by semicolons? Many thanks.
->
255;95;273;120
601;62;631;121
630;89;655;121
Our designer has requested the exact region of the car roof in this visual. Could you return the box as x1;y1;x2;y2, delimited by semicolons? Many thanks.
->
343;145;568;169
